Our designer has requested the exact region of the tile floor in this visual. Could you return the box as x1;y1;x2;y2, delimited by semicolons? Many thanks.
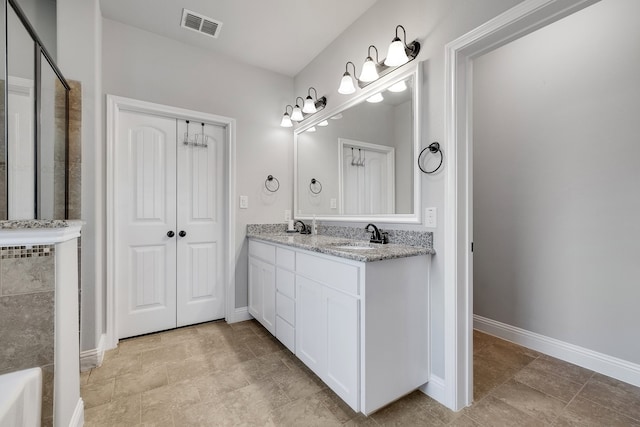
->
81;320;640;426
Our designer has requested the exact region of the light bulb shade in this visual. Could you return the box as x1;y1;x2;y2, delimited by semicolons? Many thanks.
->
338;73;356;95
384;39;409;66
388;80;408;92
307;126;316;133
366;93;384;103
318;120;329;127
302;96;317;114
291;106;304;121
359;57;379;82
280;113;293;127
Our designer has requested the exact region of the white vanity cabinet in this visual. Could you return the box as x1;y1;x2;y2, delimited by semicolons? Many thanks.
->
248;240;276;334
248;238;430;415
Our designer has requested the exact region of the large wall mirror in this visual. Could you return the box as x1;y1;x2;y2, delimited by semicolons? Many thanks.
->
294;64;421;223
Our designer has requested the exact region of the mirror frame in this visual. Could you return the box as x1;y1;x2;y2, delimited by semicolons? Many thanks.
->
294;63;422;223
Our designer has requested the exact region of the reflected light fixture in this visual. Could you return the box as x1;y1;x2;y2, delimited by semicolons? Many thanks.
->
388;80;408;93
291;97;305;121
280;105;293;127
385;25;418;66
366;93;384;103
338;62;357;94
318;120;329;127
303;87;319;114
359;45;380;82
307;126;317;132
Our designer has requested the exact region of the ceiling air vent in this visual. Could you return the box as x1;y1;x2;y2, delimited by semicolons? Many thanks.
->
180;9;222;39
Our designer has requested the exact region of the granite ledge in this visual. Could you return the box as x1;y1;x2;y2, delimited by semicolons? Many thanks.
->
0;220;77;230
247;232;434;263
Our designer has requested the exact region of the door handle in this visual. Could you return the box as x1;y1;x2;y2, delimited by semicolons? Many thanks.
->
179;230;187;237
167;231;175;238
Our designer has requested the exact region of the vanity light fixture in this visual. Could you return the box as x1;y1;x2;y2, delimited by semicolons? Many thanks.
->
307;126;317;132
318;120;329;127
303;87;319;114
337;25;420;94
280;105;293;127
388;80;408;93
338;62;357;94
366;92;384;103
279;89;327;127
359;46;380;82
291;97;305;122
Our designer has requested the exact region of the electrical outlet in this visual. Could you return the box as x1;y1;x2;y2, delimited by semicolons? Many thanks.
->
239;195;248;209
330;198;337;209
284;210;291;220
425;207;437;228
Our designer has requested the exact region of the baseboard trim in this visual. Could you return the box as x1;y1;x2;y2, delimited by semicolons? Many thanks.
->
226;306;253;323
474;315;640;388
420;374;446;405
80;333;106;372
69;398;84;427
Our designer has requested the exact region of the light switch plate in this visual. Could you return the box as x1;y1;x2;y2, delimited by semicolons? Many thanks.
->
330;198;337;209
239;195;248;209
425;207;437;228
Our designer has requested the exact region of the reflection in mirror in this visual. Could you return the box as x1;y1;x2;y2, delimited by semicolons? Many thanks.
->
39;54;68;219
295;66;420;222
7;4;36;219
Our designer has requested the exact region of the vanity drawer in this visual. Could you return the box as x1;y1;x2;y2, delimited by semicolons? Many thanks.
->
296;252;359;296
276;316;295;353
276;268;295;299
249;240;275;263
276;247;295;270
276;292;295;325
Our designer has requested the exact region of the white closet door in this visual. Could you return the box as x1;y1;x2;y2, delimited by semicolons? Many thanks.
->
117;111;177;339
176;122;226;326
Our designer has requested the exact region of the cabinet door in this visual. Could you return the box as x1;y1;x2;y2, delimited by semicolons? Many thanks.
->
248;256;263;321
261;262;276;335
324;286;359;411
295;276;326;376
248;256;276;335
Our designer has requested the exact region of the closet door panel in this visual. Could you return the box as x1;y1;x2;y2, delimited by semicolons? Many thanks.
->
116;111;177;339
176;121;226;326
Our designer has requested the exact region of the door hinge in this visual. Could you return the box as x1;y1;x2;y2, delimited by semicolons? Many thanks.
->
471;242;474;253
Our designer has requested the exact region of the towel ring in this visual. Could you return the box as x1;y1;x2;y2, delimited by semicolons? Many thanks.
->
309;178;322;194
418;142;443;174
265;175;280;192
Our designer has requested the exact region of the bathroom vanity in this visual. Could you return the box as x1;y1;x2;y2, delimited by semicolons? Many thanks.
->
247;230;432;415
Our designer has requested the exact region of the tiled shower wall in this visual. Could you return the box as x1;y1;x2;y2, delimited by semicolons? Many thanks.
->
0;245;56;426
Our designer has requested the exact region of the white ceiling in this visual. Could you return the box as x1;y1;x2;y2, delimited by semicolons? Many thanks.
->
100;0;379;77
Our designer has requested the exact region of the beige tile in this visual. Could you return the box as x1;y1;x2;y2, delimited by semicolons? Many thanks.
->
81;377;115;409
447;414;481;426
578;373;640;421
141;381;200;418
165;354;220;384
513;361;585;403
84;394;141;426
271;392;342;427
316;388;358;423
172;397;239;427
343;413;379;426
473;352;512;400
224;377;290;412
114;365;168;398
531;355;593;385
89;352;141;383
371;390;442;426
140;342;191;368
80;370;91;386
248;335;286;357
272;364;325;401
118;334;163;356
237;351;291;382
492;379;566;424
553;395;640;426
189;365;250;403
464;395;544;427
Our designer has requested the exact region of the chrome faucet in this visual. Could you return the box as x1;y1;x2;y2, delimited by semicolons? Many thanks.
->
365;223;388;244
294;220;311;234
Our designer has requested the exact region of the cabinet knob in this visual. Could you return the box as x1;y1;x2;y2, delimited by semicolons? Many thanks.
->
179;230;187;237
167;231;175;238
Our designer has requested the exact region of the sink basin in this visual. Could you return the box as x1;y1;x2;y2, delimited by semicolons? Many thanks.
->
330;242;377;251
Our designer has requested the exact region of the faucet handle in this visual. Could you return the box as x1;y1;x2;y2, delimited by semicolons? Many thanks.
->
381;231;389;244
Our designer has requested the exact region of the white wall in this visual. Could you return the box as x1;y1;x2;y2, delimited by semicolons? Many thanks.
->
294;0;525;379
101;19;294;310
473;0;640;364
57;0;102;352
13;0;57;59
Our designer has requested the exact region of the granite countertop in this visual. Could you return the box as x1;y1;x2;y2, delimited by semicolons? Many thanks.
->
247;231;434;262
0;220;78;229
